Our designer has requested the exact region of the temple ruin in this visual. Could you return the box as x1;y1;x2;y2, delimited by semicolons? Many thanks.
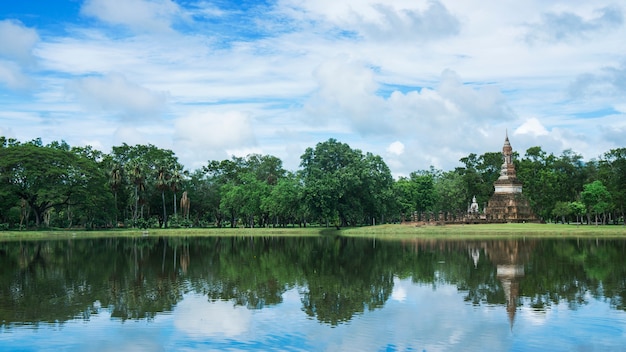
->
485;132;537;222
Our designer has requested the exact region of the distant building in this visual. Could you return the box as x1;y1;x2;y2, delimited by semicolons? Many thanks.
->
485;133;537;222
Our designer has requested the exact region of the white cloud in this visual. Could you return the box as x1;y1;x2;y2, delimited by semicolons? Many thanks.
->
514;118;549;137
0;20;39;91
569;61;626;98
525;4;624;44
66;73;169;118
306;58;386;132
0;61;33;90
0;20;39;64
387;141;405;156
174;110;257;166
344;1;461;42
81;0;184;34
113;126;152;146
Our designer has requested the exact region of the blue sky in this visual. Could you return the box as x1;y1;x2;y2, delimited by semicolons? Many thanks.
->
1;0;625;176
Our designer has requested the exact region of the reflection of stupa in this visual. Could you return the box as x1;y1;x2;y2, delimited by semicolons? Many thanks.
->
497;264;524;328
485;132;536;222
471;240;534;328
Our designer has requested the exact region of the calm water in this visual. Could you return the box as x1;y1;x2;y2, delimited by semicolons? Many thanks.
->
1;236;626;351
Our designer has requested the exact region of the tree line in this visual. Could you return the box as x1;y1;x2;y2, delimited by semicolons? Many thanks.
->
0;136;624;229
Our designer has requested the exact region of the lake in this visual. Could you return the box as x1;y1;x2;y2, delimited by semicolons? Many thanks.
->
1;236;626;351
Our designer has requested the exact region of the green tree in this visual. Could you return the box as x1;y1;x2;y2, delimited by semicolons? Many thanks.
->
0;139;111;228
581;181;612;225
569;201;586;224
516;147;586;222
552;201;572;224
433;170;467;215
170;165;185;217
262;172;302;227
108;163;123;226
110;144;181;227
393;169;438;221
598;148;626;224
126;159;147;224
456;151;502;211
300;139;393;227
155;161;170;227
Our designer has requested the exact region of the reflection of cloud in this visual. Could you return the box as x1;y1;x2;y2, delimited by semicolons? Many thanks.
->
173;295;252;338
391;277;406;302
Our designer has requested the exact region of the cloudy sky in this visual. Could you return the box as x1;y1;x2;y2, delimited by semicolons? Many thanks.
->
1;0;625;176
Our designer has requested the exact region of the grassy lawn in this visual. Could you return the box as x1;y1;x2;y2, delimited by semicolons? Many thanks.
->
0;223;624;241
340;222;626;239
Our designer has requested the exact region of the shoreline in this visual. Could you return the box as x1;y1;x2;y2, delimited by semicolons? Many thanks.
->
0;223;624;241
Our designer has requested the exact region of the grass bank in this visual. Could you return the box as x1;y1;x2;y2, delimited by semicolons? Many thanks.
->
0;223;624;241
341;222;626;239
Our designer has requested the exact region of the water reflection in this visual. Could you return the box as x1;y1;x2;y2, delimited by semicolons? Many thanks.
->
2;236;626;339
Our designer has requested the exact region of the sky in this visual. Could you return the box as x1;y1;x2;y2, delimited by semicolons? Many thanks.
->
1;0;625;177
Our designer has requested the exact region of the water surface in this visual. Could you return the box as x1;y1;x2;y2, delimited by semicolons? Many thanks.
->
1;236;625;351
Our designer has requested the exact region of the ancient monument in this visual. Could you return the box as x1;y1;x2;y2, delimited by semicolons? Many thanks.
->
485;132;536;222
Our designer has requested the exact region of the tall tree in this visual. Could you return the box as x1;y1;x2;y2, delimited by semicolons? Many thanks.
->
155;161;170;227
300;139;393;227
108;163;123;226
0;139;109;227
581;180;612;225
126;159;146;224
170;166;185;217
598;148;626;224
433;170;467;215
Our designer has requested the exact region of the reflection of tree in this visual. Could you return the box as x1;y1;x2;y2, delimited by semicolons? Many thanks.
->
2;237;626;328
0;238;186;325
186;237;304;309
299;237;394;325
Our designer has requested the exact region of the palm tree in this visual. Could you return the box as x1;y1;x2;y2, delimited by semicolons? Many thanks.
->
170;166;185;217
127;160;146;225
108;164;123;226
155;161;170;228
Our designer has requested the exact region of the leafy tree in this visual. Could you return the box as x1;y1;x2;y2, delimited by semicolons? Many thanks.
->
581;180;612;225
205;154;286;228
433;170;467;215
569;201;586;224
110;144;181;227
598;148;626;224
517;147;587;222
155;161;170;227
552;201;572;224
359;153;394;224
300;139;393;227
126;159;147;224
0;139;113;228
185;169;219;226
108;162;123;226
456;151;502;210
169;165;185;217
262;172;302;227
393;169;438;220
